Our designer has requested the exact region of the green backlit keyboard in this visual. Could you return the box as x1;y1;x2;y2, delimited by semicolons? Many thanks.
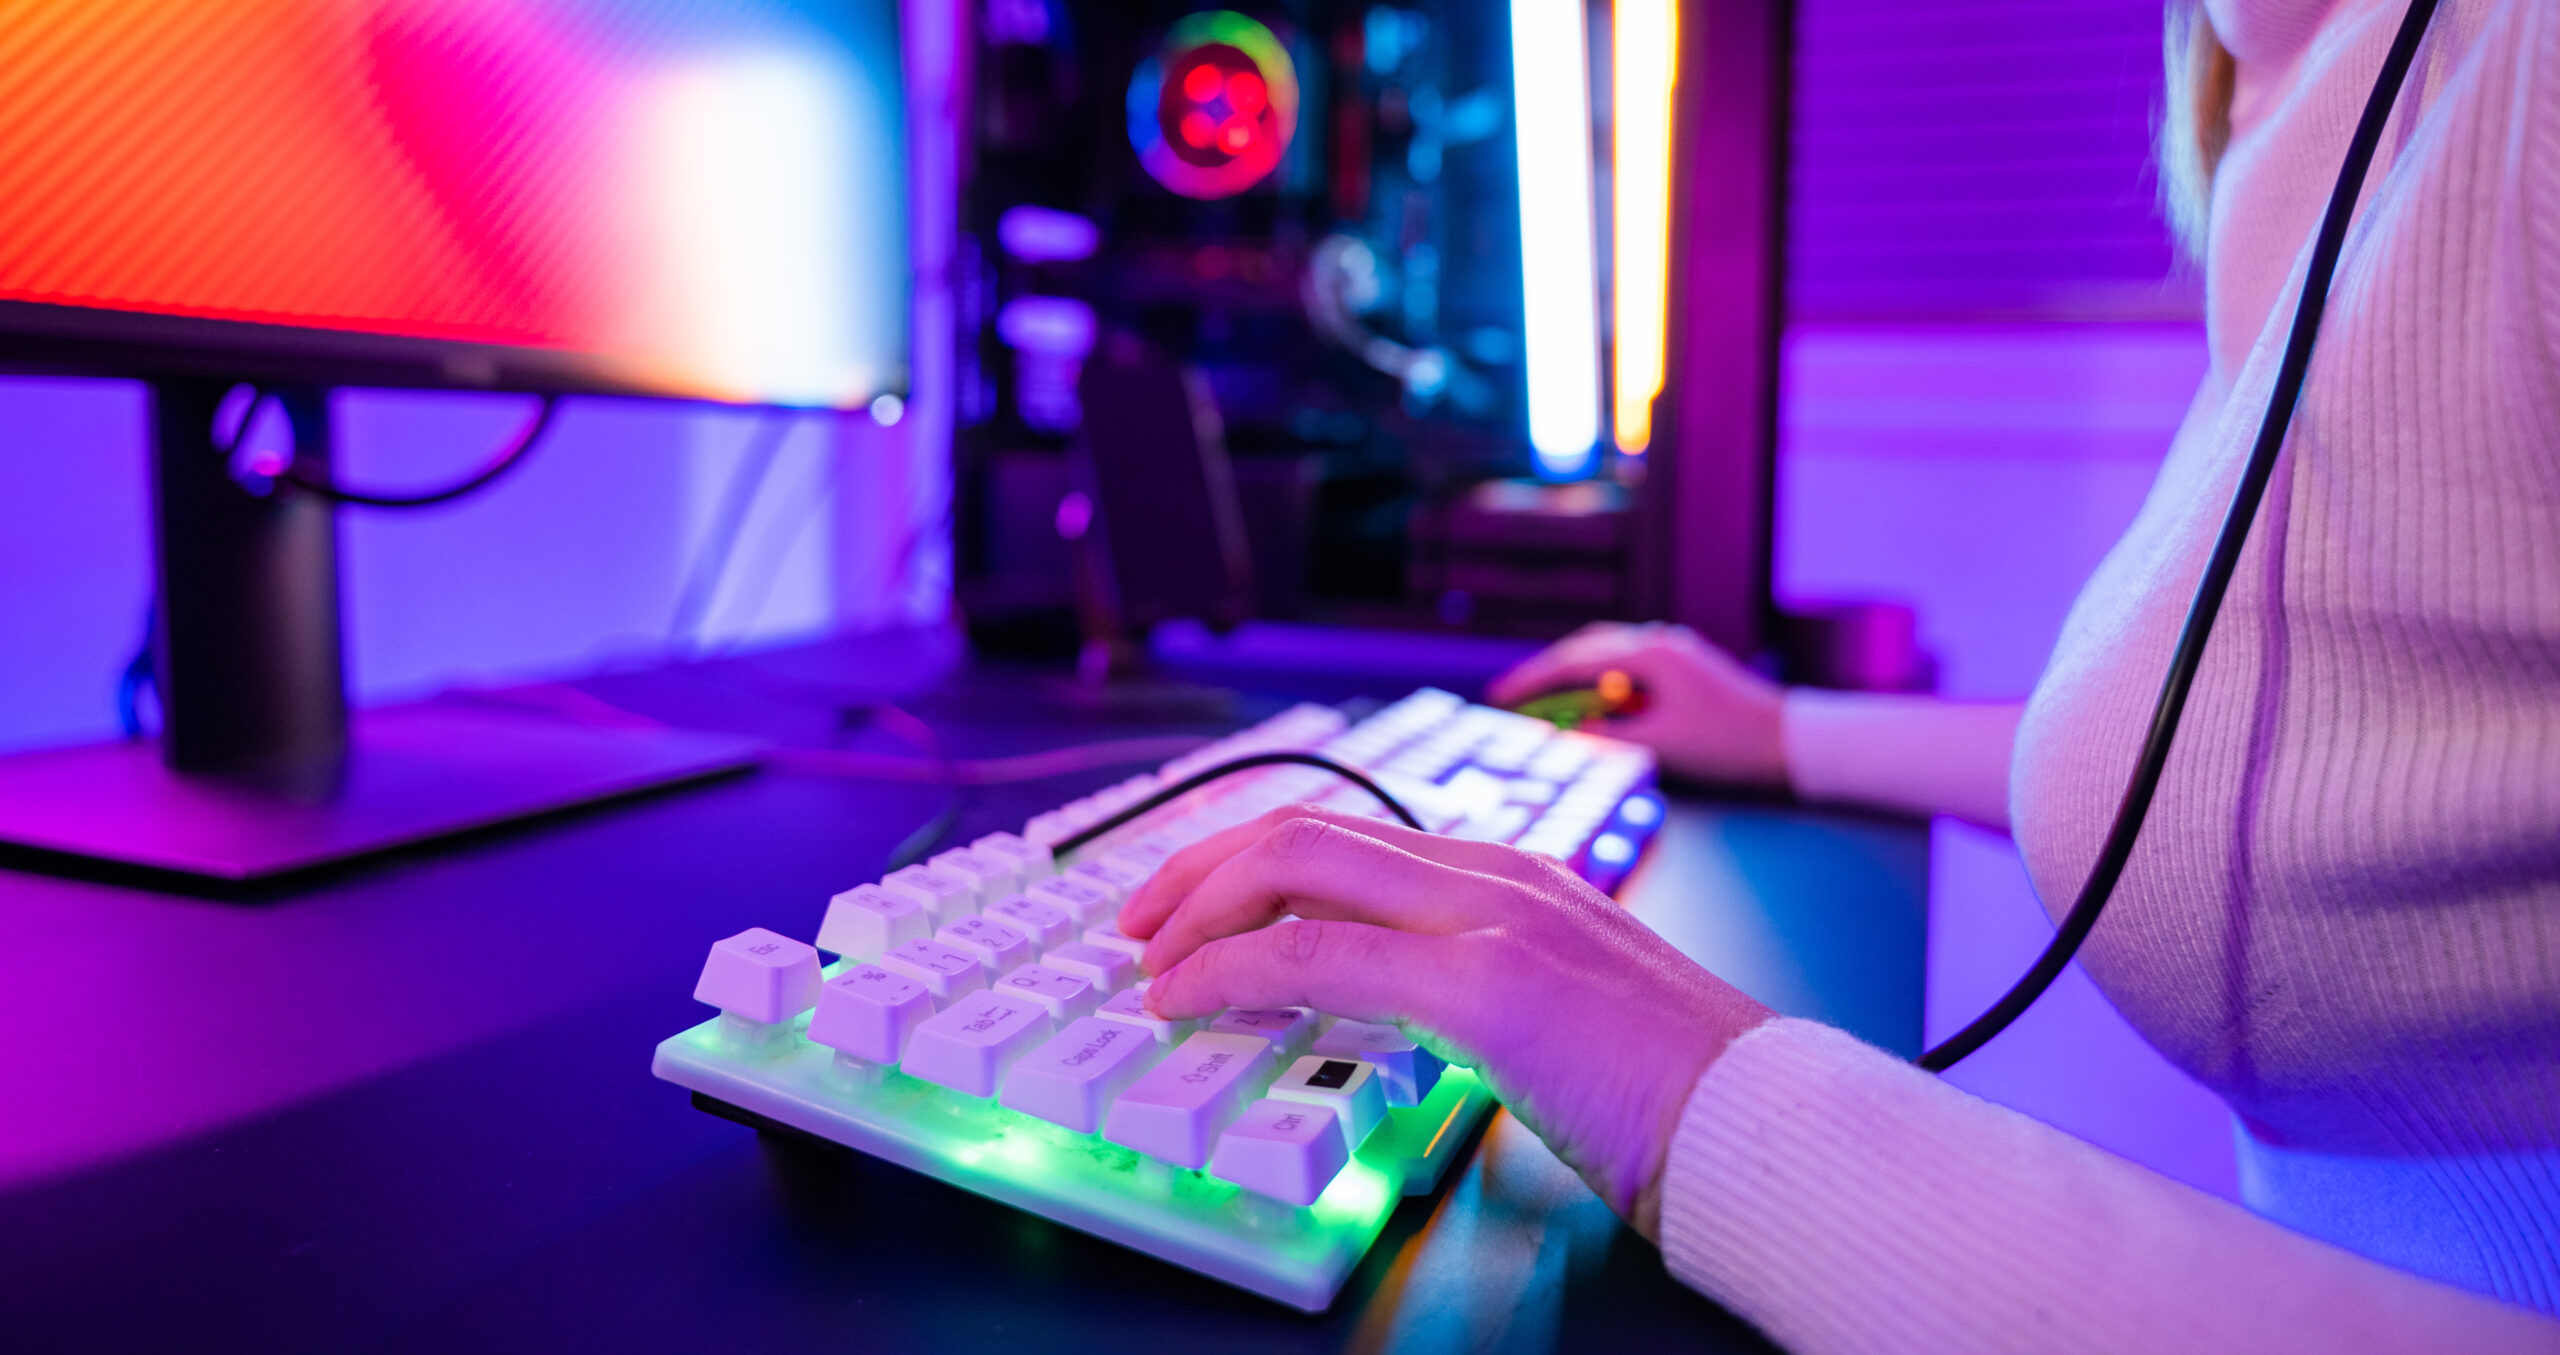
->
653;689;1663;1311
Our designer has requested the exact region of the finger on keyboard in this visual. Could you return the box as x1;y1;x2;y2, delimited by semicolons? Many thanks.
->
1146;920;1433;1033
1206;1007;1316;1062
1095;985;1196;1045
1137;821;1496;978
1081;920;1148;962
1128;802;1546;946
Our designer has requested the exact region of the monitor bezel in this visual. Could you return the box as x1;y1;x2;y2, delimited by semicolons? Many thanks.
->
0;299;908;408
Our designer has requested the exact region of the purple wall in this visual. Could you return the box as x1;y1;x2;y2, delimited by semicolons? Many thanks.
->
1790;0;2199;322
0;382;861;756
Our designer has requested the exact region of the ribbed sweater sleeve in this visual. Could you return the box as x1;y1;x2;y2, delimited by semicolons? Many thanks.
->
1654;1019;2560;1353
1780;691;2021;831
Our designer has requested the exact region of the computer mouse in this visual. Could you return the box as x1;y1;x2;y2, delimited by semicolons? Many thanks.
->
1508;668;1647;730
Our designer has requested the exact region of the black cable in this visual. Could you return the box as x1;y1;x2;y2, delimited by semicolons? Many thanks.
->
116;596;157;739
1052;751;1423;858
1918;0;2441;1073
274;393;561;508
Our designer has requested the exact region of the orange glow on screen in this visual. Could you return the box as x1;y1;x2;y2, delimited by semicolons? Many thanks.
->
0;0;906;406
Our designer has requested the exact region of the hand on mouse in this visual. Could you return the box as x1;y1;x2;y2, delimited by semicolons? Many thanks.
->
1119;803;1774;1240
1488;621;1788;789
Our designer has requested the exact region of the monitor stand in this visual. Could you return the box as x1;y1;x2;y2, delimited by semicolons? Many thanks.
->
0;380;760;882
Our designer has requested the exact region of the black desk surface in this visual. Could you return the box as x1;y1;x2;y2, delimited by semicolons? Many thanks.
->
0;633;1928;1353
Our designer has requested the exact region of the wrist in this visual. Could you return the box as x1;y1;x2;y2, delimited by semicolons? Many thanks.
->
1629;987;1775;1243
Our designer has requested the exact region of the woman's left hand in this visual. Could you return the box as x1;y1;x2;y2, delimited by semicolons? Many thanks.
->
1118;803;1774;1239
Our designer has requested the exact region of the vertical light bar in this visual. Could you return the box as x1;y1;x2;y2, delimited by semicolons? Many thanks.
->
1511;0;1602;477
1612;0;1677;455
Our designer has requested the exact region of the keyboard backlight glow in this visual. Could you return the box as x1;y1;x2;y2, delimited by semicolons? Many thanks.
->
1591;832;1634;865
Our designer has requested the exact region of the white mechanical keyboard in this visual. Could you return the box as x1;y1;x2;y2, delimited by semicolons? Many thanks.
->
653;688;1664;1310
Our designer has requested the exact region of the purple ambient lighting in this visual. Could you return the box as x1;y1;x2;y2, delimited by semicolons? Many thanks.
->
998;205;1102;263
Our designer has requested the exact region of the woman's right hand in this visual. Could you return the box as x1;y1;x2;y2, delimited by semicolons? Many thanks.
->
1486;622;1788;789
1119;803;1774;1241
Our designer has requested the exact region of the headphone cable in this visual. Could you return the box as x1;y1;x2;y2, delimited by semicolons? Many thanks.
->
1919;0;2441;1072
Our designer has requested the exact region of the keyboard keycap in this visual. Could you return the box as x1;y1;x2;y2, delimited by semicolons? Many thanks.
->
986;894;1075;950
1311;1019;1444;1107
998;1016;1160;1134
938;915;1035;976
1081;921;1148;961
882;865;978;924
882;938;987;1004
903;989;1053;1097
972;830;1054;878
1269;1055;1388;1151
816;884;931;963
693;928;822;1025
1066;856;1148;901
992;964;1098;1023
1105;843;1170;874
1207;1007;1316;1061
806;964;936;1064
931;847;1017;899
1210;1098;1348;1206
1041;941;1136;994
1026;875;1113;926
1094;986;1196;1045
1102;1031;1279;1169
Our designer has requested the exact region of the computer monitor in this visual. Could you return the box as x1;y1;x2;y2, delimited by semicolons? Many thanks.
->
0;1;911;880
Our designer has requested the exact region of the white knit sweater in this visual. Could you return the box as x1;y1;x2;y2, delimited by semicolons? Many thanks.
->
1656;0;2560;1347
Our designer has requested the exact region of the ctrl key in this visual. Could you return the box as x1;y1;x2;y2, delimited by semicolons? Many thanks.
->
806;965;935;1067
1210;1098;1348;1207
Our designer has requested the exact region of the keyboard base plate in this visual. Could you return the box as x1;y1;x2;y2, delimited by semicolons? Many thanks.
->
653;1019;1494;1312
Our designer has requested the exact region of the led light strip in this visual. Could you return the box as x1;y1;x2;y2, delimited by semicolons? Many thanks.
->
1511;0;1603;477
1612;0;1677;456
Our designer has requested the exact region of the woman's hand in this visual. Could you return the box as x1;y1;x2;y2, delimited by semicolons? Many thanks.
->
1486;621;1788;789
1119;804;1773;1240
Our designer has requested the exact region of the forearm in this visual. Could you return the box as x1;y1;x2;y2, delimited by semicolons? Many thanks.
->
1658;1020;2557;1354
1781;690;2022;830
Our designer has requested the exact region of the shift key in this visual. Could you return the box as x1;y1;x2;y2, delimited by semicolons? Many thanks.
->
1101;1032;1278;1169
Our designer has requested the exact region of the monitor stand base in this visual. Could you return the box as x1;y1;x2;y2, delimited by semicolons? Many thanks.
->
0;700;761;882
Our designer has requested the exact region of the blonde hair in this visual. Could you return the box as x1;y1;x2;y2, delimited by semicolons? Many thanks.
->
2159;0;2238;262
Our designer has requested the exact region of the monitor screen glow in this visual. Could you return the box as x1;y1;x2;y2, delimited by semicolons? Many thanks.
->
0;0;908;408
